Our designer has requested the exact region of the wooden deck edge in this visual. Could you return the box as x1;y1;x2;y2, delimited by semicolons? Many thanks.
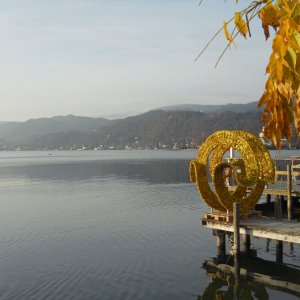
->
202;218;300;244
228;186;300;196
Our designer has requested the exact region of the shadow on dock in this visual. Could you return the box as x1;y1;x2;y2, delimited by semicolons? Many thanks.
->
197;253;300;299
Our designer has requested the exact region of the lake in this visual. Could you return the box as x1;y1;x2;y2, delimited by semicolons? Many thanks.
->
0;150;299;299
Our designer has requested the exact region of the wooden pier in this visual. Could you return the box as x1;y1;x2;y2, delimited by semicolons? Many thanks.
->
202;157;300;263
202;216;300;244
201;203;300;297
202;205;300;263
197;150;300;297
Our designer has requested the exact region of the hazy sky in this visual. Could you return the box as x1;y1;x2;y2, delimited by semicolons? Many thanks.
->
0;0;272;121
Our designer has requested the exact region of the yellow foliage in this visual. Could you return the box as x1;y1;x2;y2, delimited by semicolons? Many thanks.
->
217;0;300;148
258;1;280;34
257;0;300;148
234;12;248;38
223;22;237;48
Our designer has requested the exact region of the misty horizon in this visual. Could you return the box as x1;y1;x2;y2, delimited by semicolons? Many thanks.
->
0;100;260;122
0;1;271;122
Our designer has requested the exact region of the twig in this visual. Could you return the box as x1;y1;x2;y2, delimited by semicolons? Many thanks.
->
214;6;262;68
194;27;223;62
195;16;235;62
195;0;272;65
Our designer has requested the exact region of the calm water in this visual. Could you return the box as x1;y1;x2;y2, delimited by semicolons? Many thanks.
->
0;150;299;300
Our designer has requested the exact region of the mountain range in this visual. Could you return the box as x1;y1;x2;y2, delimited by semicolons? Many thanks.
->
158;101;261;113
0;102;263;150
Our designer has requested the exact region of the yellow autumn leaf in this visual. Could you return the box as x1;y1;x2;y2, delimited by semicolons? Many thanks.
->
258;2;280;40
276;62;283;82
234;12;248;38
277;82;289;99
223;22;237;48
292;33;300;50
272;35;286;57
285;46;297;71
262;23;270;40
289;19;300;33
259;2;280;27
259;91;271;106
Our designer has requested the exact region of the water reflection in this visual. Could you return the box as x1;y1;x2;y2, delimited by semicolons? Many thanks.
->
0;151;299;299
0;159;190;183
198;254;300;299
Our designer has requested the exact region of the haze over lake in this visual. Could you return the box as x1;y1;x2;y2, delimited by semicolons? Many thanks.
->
0;150;299;299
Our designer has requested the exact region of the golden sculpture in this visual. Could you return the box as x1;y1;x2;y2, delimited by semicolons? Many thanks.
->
190;131;275;213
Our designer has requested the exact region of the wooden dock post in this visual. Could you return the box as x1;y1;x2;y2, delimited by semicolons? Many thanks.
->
275;195;282;219
276;240;283;263
215;230;226;257
233;203;241;297
242;234;251;254
287;165;292;221
233;255;240;299
233;202;240;257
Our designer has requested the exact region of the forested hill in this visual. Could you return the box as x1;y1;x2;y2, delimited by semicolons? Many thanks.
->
92;110;262;149
1;109;263;150
0;115;112;143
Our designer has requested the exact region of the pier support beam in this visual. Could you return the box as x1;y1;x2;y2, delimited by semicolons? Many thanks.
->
233;255;240;299
215;230;226;258
275;195;282;219
276;240;283;263
242;234;251;254
287;165;292;221
233;203;240;257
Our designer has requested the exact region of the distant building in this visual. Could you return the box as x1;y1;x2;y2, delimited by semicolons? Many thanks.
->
259;125;300;149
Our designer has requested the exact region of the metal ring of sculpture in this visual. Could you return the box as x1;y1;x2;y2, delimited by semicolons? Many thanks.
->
190;130;275;213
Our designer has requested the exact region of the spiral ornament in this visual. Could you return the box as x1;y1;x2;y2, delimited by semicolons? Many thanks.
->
190;130;275;213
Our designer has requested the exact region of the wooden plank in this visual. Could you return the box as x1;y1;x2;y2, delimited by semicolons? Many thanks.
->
263;189;288;196
228;186;300;197
256;188;300;197
275;170;300;176
233;170;300;176
204;211;262;223
204;212;233;222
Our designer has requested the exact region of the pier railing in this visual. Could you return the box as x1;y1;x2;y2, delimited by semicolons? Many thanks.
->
226;156;300;195
265;157;300;198
226;156;300;220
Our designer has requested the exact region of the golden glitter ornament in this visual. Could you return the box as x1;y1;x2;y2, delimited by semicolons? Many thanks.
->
190;130;275;213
